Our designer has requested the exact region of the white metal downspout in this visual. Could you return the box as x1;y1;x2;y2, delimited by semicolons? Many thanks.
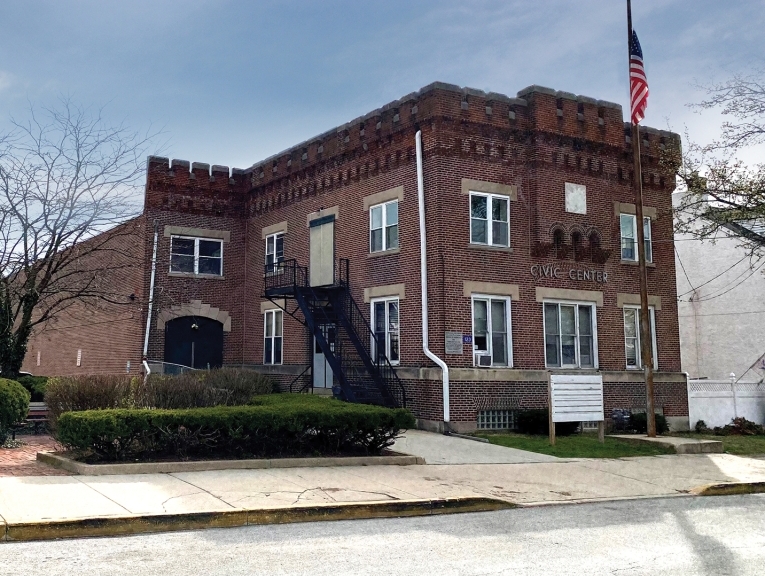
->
142;219;159;380
416;130;450;425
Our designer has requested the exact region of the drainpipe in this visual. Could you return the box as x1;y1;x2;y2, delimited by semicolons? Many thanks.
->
142;219;159;377
415;129;450;427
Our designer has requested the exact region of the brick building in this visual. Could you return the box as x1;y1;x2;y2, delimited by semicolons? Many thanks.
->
23;82;689;432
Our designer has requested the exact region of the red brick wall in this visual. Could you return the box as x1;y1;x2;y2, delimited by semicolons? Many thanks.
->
22;218;146;376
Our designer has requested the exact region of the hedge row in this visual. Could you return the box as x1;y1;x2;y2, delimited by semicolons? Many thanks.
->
56;394;415;461
45;368;275;428
0;378;31;443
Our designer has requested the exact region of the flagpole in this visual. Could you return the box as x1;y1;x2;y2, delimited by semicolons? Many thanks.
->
627;0;657;437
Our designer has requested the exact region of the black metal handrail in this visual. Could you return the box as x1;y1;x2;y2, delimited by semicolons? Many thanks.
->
334;287;407;408
264;259;308;292
288;365;312;393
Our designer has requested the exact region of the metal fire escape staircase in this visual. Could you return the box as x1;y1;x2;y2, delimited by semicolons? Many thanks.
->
263;259;406;408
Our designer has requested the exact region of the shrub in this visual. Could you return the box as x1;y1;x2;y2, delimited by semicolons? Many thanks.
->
16;375;48;402
46;369;276;428
45;375;136;429
712;417;764;436
516;409;580;436
56;394;415;461
629;412;669;434
695;419;711;434
0;378;31;443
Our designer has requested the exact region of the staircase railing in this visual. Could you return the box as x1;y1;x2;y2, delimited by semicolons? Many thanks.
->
331;286;407;408
263;257;406;408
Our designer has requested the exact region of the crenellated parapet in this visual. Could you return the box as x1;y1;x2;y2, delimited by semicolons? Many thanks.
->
144;156;250;216
143;81;681;218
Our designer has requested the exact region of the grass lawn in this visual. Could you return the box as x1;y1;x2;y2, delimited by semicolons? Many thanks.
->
476;432;675;458
670;433;765;456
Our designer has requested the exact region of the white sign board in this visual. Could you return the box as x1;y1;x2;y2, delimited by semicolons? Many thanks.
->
550;374;604;423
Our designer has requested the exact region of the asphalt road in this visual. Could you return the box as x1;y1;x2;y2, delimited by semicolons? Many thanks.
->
2;495;765;575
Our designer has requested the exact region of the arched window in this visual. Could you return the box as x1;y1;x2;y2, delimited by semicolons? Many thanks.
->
589;231;602;263
553;229;565;259
571;231;583;261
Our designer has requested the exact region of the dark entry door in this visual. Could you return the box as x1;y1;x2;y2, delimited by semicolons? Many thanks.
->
164;316;223;370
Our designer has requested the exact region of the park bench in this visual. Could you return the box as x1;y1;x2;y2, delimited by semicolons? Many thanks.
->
25;402;49;436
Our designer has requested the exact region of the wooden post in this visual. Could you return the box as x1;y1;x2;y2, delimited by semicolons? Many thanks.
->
598;421;605;443
548;372;556;446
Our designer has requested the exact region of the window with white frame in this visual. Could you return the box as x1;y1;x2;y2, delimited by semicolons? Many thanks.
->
623;305;658;369
170;236;223;276
370;200;399;252
264;309;283;365
265;232;285;273
472;295;512;367
470;192;509;247
544;301;597;368
620;214;652;262
371;297;399;365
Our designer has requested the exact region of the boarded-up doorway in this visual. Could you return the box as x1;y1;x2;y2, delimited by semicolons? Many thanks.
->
309;214;335;286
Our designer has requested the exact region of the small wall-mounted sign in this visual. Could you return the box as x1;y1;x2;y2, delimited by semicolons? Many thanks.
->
445;331;464;355
462;334;473;345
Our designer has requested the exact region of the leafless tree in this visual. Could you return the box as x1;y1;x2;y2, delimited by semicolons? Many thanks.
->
0;99;156;378
672;71;765;259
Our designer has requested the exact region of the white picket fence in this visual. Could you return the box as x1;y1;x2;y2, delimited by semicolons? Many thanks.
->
687;376;765;429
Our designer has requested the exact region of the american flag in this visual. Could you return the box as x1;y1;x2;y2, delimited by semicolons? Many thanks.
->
629;30;649;124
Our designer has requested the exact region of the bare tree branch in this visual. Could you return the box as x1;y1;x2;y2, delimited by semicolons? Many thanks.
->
0;98;159;377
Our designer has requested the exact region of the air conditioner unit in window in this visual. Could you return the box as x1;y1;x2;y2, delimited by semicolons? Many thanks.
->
475;353;492;367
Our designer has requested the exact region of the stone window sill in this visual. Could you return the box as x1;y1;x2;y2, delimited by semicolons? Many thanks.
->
467;243;513;253
168;271;225;280
620;259;656;268
368;247;400;258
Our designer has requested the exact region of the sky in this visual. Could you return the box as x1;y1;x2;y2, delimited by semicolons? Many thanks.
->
1;0;763;171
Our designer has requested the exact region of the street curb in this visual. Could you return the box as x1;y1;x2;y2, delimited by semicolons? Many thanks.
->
1;497;514;542
37;451;425;475
691;482;765;496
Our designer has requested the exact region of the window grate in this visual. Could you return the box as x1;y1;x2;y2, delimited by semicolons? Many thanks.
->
477;409;516;430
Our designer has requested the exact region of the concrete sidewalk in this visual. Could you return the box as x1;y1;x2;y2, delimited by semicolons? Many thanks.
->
3;431;765;540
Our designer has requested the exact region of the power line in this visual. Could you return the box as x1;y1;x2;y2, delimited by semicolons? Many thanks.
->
694;260;765;302
676;252;751;298
674;245;695;294
678;309;765;317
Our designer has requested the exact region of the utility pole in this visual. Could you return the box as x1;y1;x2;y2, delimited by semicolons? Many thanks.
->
627;0;657;437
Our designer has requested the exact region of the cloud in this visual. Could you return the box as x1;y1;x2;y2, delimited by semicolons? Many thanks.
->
0;71;13;93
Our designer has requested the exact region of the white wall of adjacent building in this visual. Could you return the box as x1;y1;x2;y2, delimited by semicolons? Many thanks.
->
673;192;765;383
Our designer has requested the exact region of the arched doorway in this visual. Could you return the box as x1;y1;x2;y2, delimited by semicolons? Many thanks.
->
164;316;223;370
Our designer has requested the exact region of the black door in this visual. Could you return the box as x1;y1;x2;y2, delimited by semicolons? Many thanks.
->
164;316;224;370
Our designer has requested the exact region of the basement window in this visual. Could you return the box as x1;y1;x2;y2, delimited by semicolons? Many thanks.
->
170;236;223;276
477;409;516;430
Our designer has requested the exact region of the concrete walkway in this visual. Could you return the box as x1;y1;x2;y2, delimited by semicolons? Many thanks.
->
392;430;559;464
2;431;765;540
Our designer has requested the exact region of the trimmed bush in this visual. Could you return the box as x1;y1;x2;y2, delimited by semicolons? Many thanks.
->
0;378;31;443
56;394;415;461
629;412;669;434
516;409;580;436
16;375;48;402
45;375;136;429
45;369;276;428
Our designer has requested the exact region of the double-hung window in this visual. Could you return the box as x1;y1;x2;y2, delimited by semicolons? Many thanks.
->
370;200;399;252
470;192;509;247
265;232;284;273
170;236;223;276
623;306;658;369
264;309;283;365
472;296;512;367
544;302;597;368
620;214;652;262
371;297;399;365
